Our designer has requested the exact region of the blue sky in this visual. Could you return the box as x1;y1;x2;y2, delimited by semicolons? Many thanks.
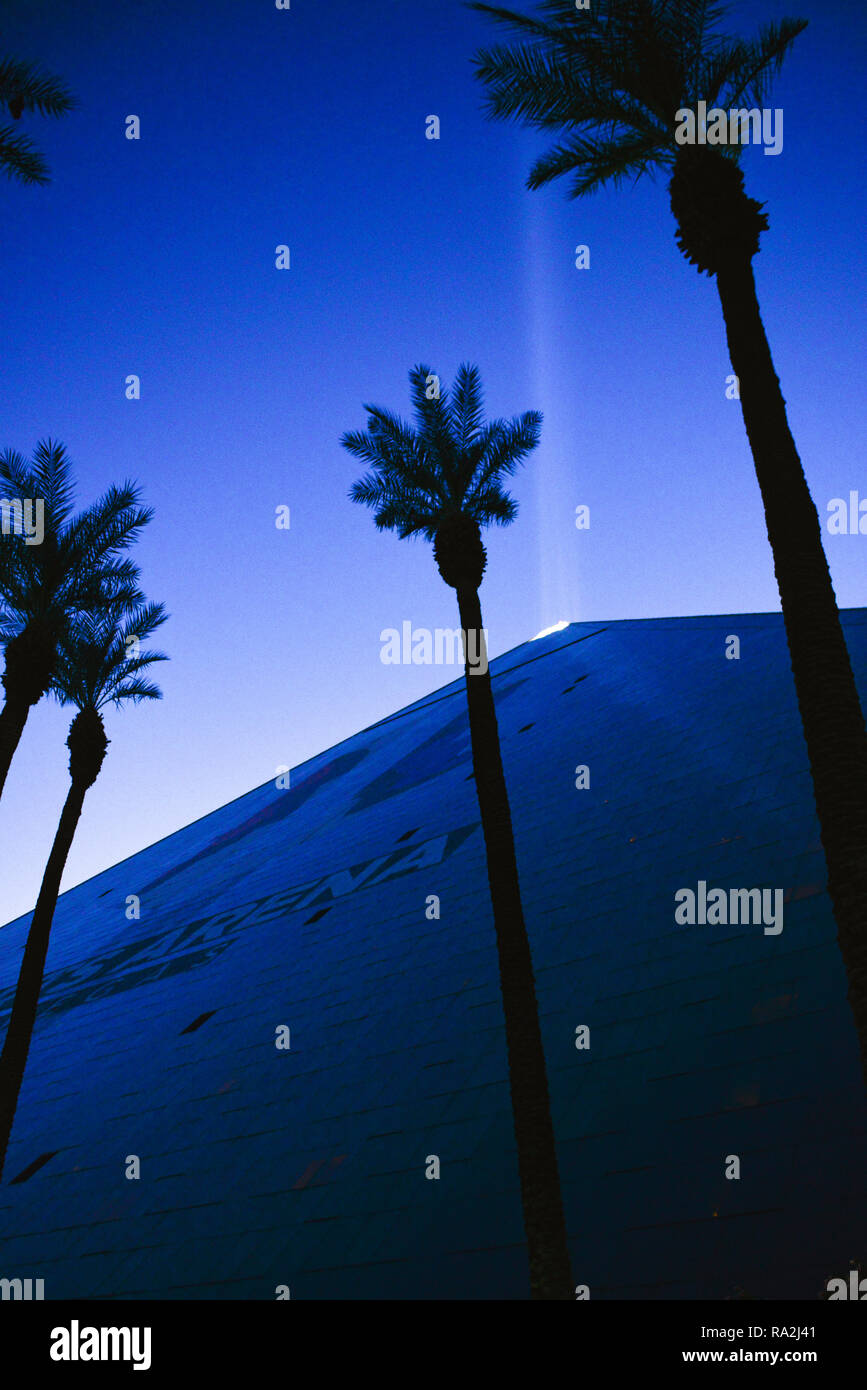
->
1;0;865;925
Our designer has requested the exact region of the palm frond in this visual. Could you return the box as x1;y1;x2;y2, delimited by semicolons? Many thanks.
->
344;365;541;542
52;600;169;713
470;2;576;46
716;19;808;110
0;123;48;183
472;0;806;200
529;127;665;195
29;439;75;526
472;41;596;128
0;58;76;118
118;600;168;648
407;363;458;475
0;55;75;184
109;677;164;704
468;487;519;526
344;396;451;505
0;441;155;680
0;448;30;495
466;411;543;502
449;363;486;452
348;470;439;538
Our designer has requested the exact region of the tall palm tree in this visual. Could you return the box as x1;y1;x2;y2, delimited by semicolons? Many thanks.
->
0;52;75;184
471;0;867;1085
0;600;168;1182
342;362;573;1299
0;440;152;800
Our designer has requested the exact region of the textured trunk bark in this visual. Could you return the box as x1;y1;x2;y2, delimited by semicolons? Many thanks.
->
0;778;87;1181
716;257;867;1085
455;582;573;1299
0;692;30;800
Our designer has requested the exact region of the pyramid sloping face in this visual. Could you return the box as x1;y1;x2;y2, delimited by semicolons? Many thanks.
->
1;611;866;1299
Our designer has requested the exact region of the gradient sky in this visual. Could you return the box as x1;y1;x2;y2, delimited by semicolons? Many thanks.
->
1;0;865;926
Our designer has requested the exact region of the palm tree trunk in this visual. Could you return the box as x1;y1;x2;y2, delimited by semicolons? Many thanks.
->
0;625;56;801
0;777;87;1181
0;692;30;800
455;582;573;1299
716;258;867;1085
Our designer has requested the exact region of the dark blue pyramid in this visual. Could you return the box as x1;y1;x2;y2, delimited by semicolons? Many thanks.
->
1;610;866;1299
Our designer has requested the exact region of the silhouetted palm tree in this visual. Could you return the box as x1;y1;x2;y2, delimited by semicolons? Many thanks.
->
0;52;75;183
0;441;151;799
0;600;168;1181
471;0;867;1084
343;362;572;1299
